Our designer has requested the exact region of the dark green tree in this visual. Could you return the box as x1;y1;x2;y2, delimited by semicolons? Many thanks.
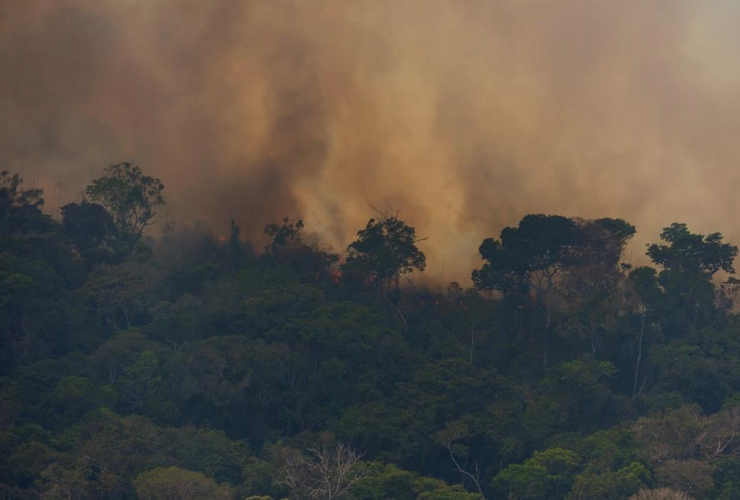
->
264;217;304;258
85;163;165;245
473;215;578;294
134;466;232;500
473;215;580;367
61;201;119;266
0;171;45;237
61;201;116;251
342;214;426;291
647;223;737;276
263;218;338;280
639;223;738;335
557;218;637;353
568;462;650;500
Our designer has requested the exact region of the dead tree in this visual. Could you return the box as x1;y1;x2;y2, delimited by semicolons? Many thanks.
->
444;433;486;498
281;443;367;500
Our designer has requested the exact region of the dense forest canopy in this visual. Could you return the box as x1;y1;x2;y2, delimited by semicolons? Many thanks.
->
3;164;740;500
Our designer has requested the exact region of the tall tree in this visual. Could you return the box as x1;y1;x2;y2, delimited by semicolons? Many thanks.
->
228;219;242;276
264;217;304;259
0;171;46;237
558;218;637;353
642;223;738;333
61;201;116;252
342;213;426;292
647;223;736;276
61;201;119;265
85;163;165;245
473;214;578;338
263;218;338;279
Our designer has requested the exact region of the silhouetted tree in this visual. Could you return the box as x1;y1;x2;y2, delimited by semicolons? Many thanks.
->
85;163;165;246
263;217;338;279
228;219;241;276
264;217;304;257
647;223;737;276
473;215;578;346
342;213;426;292
0;171;46;237
558;218;637;353
61;202;116;252
639;223;738;335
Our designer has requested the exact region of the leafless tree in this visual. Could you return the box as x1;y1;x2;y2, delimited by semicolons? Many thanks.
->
633;405;740;465
629;487;693;500
444;432;486;498
698;406;740;460
281;443;368;500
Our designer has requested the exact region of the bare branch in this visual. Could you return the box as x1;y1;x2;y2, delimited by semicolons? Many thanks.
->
445;434;486;498
281;443;368;500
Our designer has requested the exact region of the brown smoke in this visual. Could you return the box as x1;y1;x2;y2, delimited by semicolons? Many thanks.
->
3;1;740;284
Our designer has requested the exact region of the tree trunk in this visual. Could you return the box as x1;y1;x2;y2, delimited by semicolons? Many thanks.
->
543;278;554;368
633;307;646;399
469;320;477;366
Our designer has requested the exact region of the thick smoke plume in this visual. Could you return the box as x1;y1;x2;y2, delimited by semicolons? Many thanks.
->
3;1;740;284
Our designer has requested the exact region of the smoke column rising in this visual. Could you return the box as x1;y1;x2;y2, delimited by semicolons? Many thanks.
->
2;1;740;284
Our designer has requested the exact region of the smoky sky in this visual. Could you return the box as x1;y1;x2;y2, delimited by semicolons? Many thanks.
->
3;0;740;284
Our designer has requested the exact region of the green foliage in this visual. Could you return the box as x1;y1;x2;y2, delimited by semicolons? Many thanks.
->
491;448;580;499
649;340;740;412
263;218;338;280
116;350;178;422
163;426;249;484
0;171;45;237
343;214;426;290
354;462;482;500
576;429;641;475
85;162;165;245
38;462;128;500
353;462;418;499
492;463;551;499
133;466;231;500
264;217;304;256
61;201;117;255
473;214;578;295
640;223;739;337
242;456;278;496
526;357;624;438
527;448;581;494
75;261;160;330
713;456;740;500
472;215;637;367
50;375;114;425
568;462;650;500
5;165;740;500
647;223;737;276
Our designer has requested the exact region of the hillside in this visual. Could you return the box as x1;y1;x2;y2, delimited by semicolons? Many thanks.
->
3;166;740;499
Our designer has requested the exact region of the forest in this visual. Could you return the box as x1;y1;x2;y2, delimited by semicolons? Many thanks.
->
3;163;740;500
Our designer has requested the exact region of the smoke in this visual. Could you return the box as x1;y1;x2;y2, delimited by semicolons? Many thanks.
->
2;0;740;284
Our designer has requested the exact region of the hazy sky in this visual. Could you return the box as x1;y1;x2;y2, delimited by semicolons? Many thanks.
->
2;1;740;284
